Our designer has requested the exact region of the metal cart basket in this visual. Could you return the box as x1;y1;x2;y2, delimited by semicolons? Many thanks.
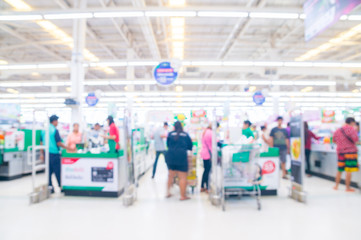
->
220;144;262;211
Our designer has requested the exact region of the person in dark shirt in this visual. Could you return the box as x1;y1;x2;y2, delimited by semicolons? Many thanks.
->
165;121;193;201
270;116;289;179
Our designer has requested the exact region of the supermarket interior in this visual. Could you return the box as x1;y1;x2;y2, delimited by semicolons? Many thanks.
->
1;0;361;239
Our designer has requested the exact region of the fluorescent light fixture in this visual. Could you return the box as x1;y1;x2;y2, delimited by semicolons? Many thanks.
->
356;82;361;86
348;15;361;21
249;12;299;19
90;62;127;67
169;0;186;6
251;81;271;85
284;62;313;67
0;60;8;64
197;11;248;18
38;63;68;69
43;82;69;86
44;13;93;20
4;0;32;10
128;61;158;66
342;63;361;68
145;11;196;17
0;15;42;21
301;86;313;92
7;64;37;70
223;61;253;66
191;61;222;66
271;81;290;85
313;62;341;67
93;11;144;18
227;80;249;85
340;15;348;20
253;61;283;67
84;81;110;86
6;88;19;94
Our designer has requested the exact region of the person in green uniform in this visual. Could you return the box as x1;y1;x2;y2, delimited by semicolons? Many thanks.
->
242;120;254;139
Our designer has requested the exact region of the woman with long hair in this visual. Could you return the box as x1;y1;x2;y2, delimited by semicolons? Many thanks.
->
304;122;320;177
200;122;219;193
165;121;193;200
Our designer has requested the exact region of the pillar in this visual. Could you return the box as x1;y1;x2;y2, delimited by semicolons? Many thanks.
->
70;0;87;125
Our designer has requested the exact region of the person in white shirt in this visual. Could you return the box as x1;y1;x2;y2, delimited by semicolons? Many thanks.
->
259;125;271;152
152;122;169;179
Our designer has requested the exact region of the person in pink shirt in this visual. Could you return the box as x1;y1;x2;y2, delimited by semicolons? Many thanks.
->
200;122;219;193
333;117;359;192
66;123;82;153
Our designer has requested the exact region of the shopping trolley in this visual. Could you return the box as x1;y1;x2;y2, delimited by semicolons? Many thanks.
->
220;144;262;211
187;143;198;194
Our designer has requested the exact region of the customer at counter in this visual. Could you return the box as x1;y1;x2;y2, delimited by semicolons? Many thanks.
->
333;117;359;192
259;126;271;152
102;116;120;152
304;122;320;177
165;121;193;201
66;123;82;153
270;116;289;179
41;115;75;194
242;120;254;139
89;123;104;147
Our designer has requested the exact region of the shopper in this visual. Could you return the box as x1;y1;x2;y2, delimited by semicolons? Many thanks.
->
260;126;271;152
89;123;104;147
103;116;120;152
270;116;289;179
152;122;169;179
41;115;74;194
333;117;359;192
200;122;219;193
165;121;193;200
66;123;82;153
304;122;320;177
242;120;254;139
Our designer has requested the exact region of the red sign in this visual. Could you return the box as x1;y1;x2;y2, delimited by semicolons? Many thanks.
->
106;161;114;170
262;160;276;175
62;158;80;164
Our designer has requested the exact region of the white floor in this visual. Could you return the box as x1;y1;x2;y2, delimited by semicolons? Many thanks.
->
1;158;361;240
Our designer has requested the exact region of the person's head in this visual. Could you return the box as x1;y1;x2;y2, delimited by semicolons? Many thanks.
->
243;120;252;129
304;122;309;131
107;116;114;126
49;115;59;127
73;123;79;133
276;116;283;127
208;122;220;129
94;123;101;131
163;122;169;130
345;117;356;127
174;121;183;133
261;126;266;132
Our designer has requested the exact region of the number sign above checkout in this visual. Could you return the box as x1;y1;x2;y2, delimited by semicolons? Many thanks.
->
153;62;178;86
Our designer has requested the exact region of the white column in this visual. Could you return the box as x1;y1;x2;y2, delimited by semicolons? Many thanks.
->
126;48;135;92
70;0;87;125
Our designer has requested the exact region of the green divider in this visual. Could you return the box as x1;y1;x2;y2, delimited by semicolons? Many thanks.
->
260;148;279;157
225;186;267;191
62;186;104;191
61;149;124;158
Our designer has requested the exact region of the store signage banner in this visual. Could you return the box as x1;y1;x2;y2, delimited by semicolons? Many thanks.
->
321;109;335;123
290;115;305;186
0;103;20;124
61;158;119;192
304;0;361;41
190;110;207;124
85;92;99;107
153;61;178;86
253;91;266;106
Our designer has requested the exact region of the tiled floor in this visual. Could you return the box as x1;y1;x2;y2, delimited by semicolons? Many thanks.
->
0;159;360;240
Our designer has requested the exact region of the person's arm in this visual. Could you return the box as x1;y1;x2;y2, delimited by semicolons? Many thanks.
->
269;129;274;147
186;134;193;151
262;134;271;146
104;125;116;140
166;133;170;148
286;138;290;153
310;131;320;140
351;129;359;143
333;131;337;144
55;130;74;151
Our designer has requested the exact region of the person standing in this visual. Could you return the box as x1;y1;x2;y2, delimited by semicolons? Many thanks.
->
270;116;289;179
333;117;359;192
89;123;104;147
66;123;82;153
304;122;320;177
242;120;254;139
260;126;271;152
103;116;120;152
41;115;74;194
200;123;219;193
152;122;169;179
165;121;193;201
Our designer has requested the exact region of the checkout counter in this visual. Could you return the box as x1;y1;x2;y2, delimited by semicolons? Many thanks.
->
310;143;361;188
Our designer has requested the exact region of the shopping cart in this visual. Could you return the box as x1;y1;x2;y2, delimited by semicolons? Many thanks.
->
187;144;198;194
220;144;262;211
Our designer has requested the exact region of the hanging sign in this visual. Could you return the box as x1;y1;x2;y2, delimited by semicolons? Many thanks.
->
321;109;335;123
85;92;99;107
153;62;178;86
253;91;266;106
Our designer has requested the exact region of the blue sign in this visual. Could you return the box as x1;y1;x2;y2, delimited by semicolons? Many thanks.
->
153;62;178;86
253;91;265;106
85;92;99;107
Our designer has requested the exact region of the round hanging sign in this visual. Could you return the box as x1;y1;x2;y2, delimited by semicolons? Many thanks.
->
153;61;178;86
85;92;99;107
253;91;266;106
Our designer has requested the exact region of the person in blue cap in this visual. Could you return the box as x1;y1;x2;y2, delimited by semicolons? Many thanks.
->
41;115;74;194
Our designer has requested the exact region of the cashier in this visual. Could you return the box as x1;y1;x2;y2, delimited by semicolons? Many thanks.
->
103;116;120;152
66;123;82;153
89;123;104;147
242;120;254;139
41;115;74;194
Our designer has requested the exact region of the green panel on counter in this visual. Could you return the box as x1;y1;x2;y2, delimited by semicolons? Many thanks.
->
62;186;104;191
21;129;42;151
225;186;267;191
61;149;124;158
260;148;279;157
